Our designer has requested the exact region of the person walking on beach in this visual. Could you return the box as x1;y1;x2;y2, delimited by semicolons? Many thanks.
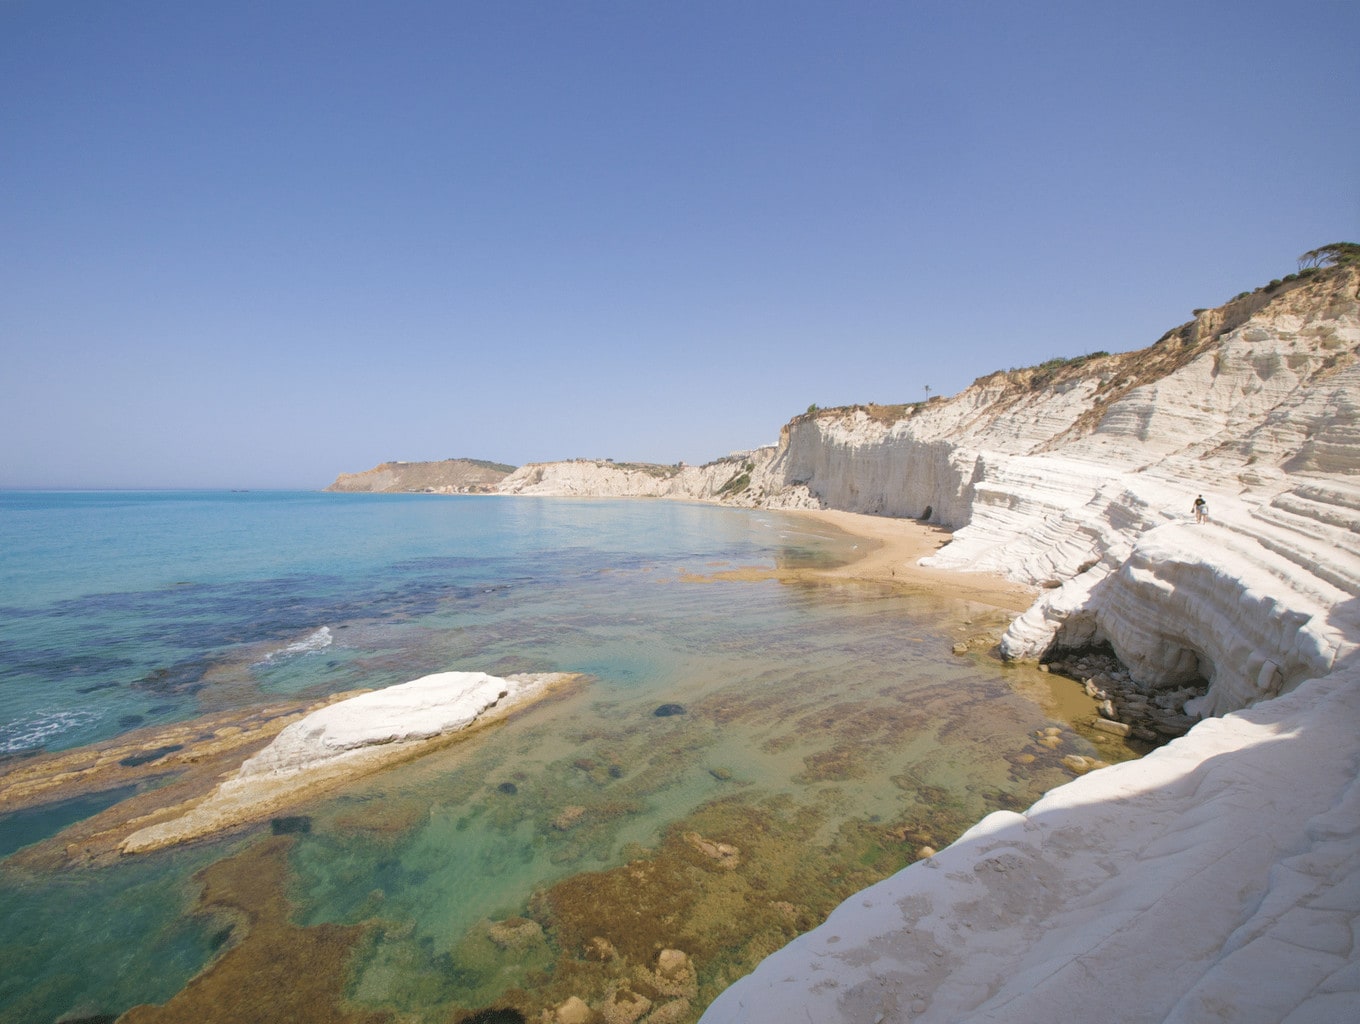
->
1192;494;1208;524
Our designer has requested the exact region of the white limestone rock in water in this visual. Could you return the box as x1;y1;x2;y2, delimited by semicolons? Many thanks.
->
234;671;521;779
120;671;570;853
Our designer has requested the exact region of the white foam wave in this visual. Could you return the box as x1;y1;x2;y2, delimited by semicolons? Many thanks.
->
0;709;98;753
258;626;333;665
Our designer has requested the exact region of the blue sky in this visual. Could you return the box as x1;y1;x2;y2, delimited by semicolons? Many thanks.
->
3;1;1357;489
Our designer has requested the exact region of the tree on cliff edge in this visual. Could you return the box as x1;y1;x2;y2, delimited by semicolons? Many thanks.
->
1298;242;1360;270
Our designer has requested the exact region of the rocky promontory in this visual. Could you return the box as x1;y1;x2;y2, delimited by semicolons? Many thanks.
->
326;457;516;493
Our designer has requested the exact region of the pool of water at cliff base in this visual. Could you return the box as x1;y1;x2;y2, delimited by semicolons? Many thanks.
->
0;494;1124;1024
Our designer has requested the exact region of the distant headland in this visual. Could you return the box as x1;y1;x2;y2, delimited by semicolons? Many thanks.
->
326;457;516;493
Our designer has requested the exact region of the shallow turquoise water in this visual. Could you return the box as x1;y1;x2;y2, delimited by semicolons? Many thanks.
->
0;492;1106;1023
0;843;222;1020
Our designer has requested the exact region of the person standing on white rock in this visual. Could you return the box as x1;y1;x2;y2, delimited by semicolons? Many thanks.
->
1193;494;1209;524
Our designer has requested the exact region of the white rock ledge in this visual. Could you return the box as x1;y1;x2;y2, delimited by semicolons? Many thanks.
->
234;671;530;778
699;660;1360;1024
121;671;573;854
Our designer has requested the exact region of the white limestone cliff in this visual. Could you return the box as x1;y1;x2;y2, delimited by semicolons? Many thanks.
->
500;458;722;498
693;266;1360;1023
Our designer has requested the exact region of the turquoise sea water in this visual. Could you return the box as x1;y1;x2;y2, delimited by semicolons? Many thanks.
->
0;491;831;755
0;491;1115;1023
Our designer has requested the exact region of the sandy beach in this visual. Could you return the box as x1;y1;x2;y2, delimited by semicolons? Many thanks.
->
797;509;1037;608
685;507;1037;613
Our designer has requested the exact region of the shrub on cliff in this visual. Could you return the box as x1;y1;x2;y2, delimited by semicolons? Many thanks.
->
718;462;754;497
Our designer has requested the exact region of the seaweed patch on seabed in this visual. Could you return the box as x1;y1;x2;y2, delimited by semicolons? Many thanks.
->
97;728;1073;1023
320;787;996;1023
513;793;979;1023
115;836;392;1024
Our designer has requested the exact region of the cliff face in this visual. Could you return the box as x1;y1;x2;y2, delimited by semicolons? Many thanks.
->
731;267;1359;718
326;458;515;494
761;268;1359;528
495;454;801;505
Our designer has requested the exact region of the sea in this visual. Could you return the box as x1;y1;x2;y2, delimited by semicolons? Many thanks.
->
0;490;1122;1023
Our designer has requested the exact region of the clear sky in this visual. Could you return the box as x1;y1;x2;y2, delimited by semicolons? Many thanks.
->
3;1;1357;489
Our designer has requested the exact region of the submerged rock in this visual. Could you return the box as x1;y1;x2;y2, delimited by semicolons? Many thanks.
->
644;1000;691;1024
486;916;544;950
1059;754;1108;775
553;996;592;1024
647;948;699;999
269;815;312;835
600;988;650;1024
1091;718;1132;738
585;936;618;962
553;805;587;831
652;703;686;717
117;744;184;768
684;831;741;869
458;1010;525;1024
